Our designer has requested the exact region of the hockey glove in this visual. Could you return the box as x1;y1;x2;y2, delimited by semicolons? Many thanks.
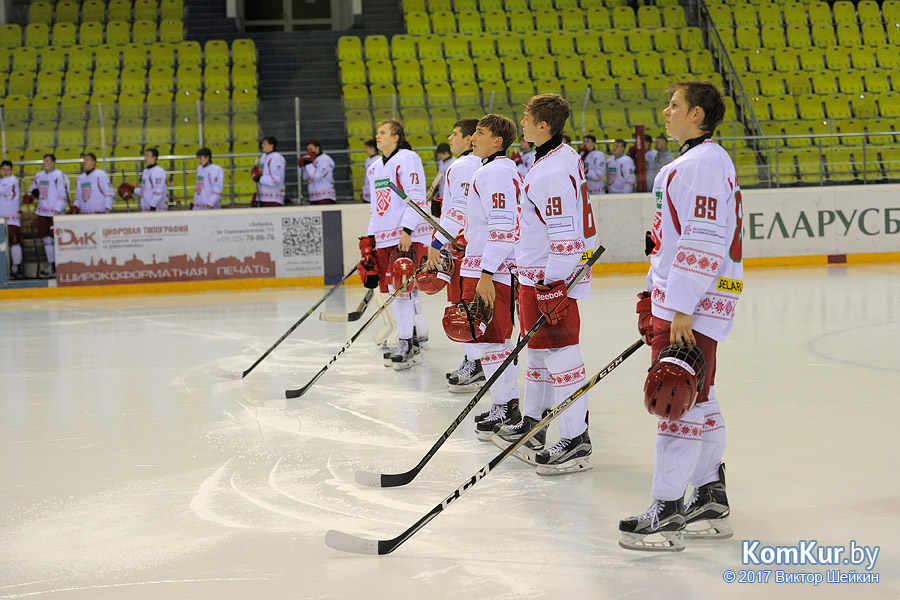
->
510;151;522;165
22;193;36;205
450;231;467;259
298;152;316;167
636;291;653;345
644;230;655;256
430;196;442;217
116;182;135;200
535;280;569;326
358;235;379;288
250;192;259;207
68;204;80;214
251;166;263;182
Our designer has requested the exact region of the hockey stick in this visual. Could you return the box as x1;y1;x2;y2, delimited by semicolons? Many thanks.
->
211;266;358;380
387;182;460;249
284;263;425;399
327;338;645;555
319;288;374;322
355;245;605;488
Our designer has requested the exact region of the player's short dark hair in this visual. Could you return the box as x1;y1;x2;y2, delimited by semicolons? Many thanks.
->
562;134;572;144
614;138;627;146
145;147;159;159
82;152;97;161
656;133;668;141
378;119;407;148
667;80;726;134
583;134;596;143
196;147;212;158
436;142;451;155
306;139;321;150
454;118;479;137
43;153;56;162
524;93;570;137
262;136;277;149
1;160;12;168
364;138;377;149
478;114;518;152
644;133;653;144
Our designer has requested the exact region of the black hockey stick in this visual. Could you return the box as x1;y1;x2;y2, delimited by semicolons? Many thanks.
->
319;288;374;322
355;245;604;488
327;338;645;555
210;266;357;380
284;263;425;399
387;182;461;249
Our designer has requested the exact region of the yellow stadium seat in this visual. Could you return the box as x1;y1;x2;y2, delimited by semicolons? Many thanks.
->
338;36;362;61
394;57;420;83
765;25;789;47
836;23;860;46
470;35;495;56
798;94;825;119
810;23;836;46
455;80;483;105
81;0;109;22
13;47;38;71
798;48;824;71
364;35;389;60
586;7;611;29
8;71;34;95
0;24;21;49
635;51;662;75
443;34;469;57
79;22;105;46
108;0;133;22
785;72;812;95
757;3;782;26
825;47;851;70
30;1;54;25
611;6;636;29
600;31;627;53
178;40;202;64
523;32;548;55
36;70;64;95
496;33;522;56
811;70;837;94
678;27;704;50
430;11;457;34
838;69;864;93
160;19;183;43
653;27;679;51
861;23;884;46
132;20;157;44
117;91;144;117
106;21;132;45
58;122;86;147
56;0;81;23
508;11;534;33
608;52;635;77
120;67;146;92
474;55;502;80
26;23;50;47
457;11;482;33
339;60;366;84
405;12;431;35
40;46;67;70
390;34;416;59
96;45;121;69
421;57;447;82
507;79;535;103
121;44;147;68
161;0;184;21
134;0;157;21
232;39;256;64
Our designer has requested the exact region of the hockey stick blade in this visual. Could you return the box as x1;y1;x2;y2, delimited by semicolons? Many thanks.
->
328;339;645;555
319;289;374;322
355;246;605;488
354;470;384;488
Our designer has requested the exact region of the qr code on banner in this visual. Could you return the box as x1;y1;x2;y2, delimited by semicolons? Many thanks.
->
281;215;322;257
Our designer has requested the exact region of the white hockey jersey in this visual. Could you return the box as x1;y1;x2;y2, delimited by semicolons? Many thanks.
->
361;155;378;203
74;168;114;213
517;139;596;300
517;149;535;179
29;168;69;217
582;149;607;194
301;152;335;202
136;164;168;211
366;148;430;248
436;156;454;199
194;162;224;209
647;139;743;343
606;154;636;193
256;151;286;204
461;154;521;287
435;152;480;246
0;175;21;227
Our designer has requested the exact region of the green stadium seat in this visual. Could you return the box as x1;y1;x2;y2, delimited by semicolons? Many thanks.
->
26;24;50;47
807;2;832;26
132;20;156;44
559;9;584;30
865;70;891;93
768;95;796;119
107;21;132;45
785;72;811;95
837;70;864;93
457;11;482;33
79;22;104;46
627;29;653;52
810;69;837;94
708;5;732;27
482;12;508;33
30;1;54;25
638;5;662;28
653;28;679;51
122;44;147;68
533;10;558;32
824;47;850;70
0;24;21;49
679;27;704;50
732;4;757;26
797;47;824;71
832;0;856;24
746;48;772;71
758;72;784;95
757;4;782;27
852;95;879;119
797;94;825;119
82;0;106;22
852;48;877;69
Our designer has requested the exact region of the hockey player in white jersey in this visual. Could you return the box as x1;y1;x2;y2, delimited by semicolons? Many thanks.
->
619;80;742;552
298;139;336;205
511;139;535;179
425;118;484;392
364;120;431;370
579;134;607;194
251;136;286;206
361;139;378;204
0;160;23;278
117;148;168;212
73;153;114;214
606;139;636;193
193;148;224;209
450;113;523;439
24;153;69;278
492;94;597;476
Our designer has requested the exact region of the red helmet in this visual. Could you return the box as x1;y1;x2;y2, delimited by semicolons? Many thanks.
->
442;296;494;343
644;344;706;420
415;249;454;295
390;247;417;292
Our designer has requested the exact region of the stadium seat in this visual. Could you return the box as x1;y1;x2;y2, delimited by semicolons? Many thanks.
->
160;19;184;43
135;0;158;21
107;21;132;45
232;39;256;64
96;46;121;69
443;34;469;57
108;0;133;22
41;47;67;70
56;0;81;23
810;23;836;46
161;0;185;21
80;22;105;46
132;20;157;44
122;45;147;68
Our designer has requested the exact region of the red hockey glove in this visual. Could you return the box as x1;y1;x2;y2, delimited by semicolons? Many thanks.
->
510;151;522;165
358;235;379;288
636;290;653;345
22;193;36;205
298;152;316;167
250;192;259;207
450;231;467;259
535;280;569;326
116;182;135;200
68;204;80;214
359;235;376;262
251;166;263;182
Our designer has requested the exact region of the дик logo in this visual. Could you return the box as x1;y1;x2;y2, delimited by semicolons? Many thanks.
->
55;228;97;247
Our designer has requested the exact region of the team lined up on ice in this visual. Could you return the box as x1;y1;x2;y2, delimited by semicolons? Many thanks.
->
356;85;743;553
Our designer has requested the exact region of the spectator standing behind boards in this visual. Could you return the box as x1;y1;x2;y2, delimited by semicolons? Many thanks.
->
607;139;636;193
647;134;675;191
24;153;69;278
298;139;336;205
251;136;286;206
361;138;378;203
193;147;224;209
432;142;454;217
0;160;23;279
579;134;607;194
511;138;536;179
73;152;114;214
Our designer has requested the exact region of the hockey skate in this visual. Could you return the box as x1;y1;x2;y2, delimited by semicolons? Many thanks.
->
447;359;485;393
534;431;592;475
391;338;421;371
10;265;23;280
474;398;520;442
618;499;686;552
683;463;732;539
446;355;468;380
491;414;547;465
39;262;56;278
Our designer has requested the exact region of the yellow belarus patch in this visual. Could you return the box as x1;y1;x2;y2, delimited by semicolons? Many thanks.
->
580;249;593;262
715;276;743;294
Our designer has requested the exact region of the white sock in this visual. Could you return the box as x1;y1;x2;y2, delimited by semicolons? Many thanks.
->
390;295;415;340
412;291;429;339
464;342;480;362
475;342;512;406
43;236;55;263
689;388;726;488
522;348;554;421
545;344;589;439
650;404;706;501
11;244;22;266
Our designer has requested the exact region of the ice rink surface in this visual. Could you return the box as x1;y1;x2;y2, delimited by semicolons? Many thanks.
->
1;264;898;600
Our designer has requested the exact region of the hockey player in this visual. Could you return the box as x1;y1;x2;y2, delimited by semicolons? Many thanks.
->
251;136;286;206
117;148;168;212
0;161;23;279
193;148;224;209
24;153;69;278
606;139;636;194
434;142;454;213
492;93;597;476
364;119;431;370
619;80;742;552
361;139;378;203
298;139;336;205
511;139;535;179
73;153;114;214
579;134;606;195
426;118;484;392
455;114;523;438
